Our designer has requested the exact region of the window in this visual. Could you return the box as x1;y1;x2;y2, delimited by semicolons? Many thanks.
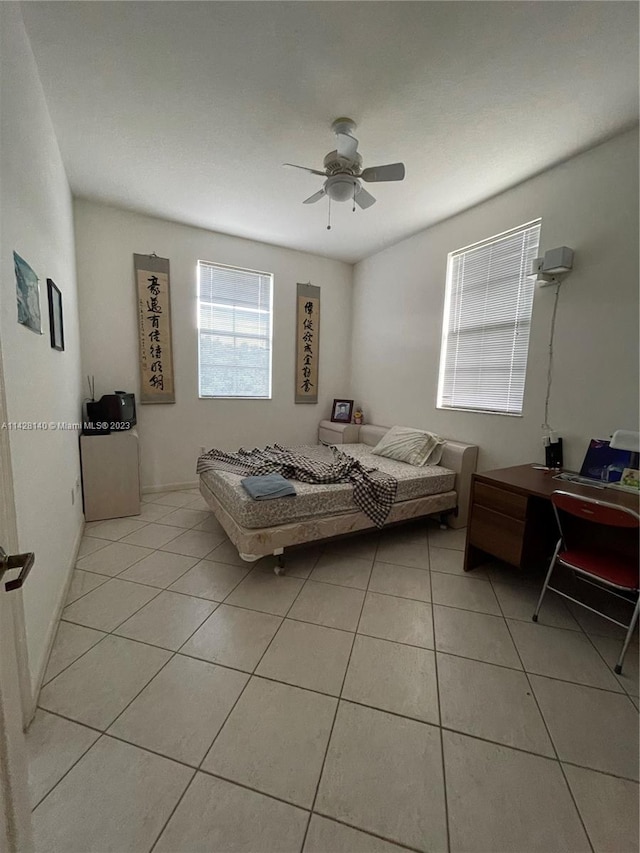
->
437;219;541;416
198;261;273;398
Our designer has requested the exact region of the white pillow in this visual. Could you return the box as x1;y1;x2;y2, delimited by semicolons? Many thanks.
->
371;426;446;467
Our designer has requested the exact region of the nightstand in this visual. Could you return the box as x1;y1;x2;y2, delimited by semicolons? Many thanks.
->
318;419;361;445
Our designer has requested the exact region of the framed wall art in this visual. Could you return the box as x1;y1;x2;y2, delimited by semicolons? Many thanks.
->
133;253;175;404
13;251;42;335
47;279;64;351
295;282;320;404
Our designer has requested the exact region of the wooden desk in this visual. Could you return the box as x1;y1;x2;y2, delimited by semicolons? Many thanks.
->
464;464;639;574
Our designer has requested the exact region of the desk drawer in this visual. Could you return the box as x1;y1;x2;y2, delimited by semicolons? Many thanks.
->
474;482;527;520
469;505;524;566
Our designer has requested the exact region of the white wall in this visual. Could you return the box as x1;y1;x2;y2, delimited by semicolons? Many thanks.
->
351;129;639;473
0;5;83;692
74;200;353;489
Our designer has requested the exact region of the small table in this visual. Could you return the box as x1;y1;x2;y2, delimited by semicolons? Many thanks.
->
464;464;639;574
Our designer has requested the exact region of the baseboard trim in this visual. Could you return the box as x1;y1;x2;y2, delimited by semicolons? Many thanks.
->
27;519;84;726
142;481;199;495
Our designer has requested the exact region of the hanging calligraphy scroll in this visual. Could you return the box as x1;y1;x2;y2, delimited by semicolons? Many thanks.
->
295;283;320;404
134;254;175;404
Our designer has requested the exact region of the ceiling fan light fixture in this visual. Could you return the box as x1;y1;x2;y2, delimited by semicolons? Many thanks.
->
325;175;358;202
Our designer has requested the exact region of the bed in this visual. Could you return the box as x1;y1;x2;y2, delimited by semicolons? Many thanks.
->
199;423;478;573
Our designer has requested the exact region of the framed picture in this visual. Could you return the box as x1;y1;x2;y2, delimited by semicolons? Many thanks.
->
13;251;42;335
331;398;354;423
47;279;64;351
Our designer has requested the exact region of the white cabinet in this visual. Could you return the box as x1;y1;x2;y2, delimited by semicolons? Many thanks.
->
80;428;141;521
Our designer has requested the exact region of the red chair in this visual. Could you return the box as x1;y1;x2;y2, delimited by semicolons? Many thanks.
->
532;490;640;674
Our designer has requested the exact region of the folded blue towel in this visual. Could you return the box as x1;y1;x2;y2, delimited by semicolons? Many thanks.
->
241;473;297;500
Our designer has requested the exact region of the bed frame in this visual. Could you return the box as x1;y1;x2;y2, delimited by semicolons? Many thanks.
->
199;423;478;573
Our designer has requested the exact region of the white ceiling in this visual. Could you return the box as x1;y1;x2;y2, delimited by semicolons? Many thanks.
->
21;1;639;264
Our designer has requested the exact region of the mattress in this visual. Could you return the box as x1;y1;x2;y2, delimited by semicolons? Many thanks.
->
199;443;455;529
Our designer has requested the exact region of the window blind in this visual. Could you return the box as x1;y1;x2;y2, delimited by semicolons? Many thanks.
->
198;261;273;398
437;220;541;415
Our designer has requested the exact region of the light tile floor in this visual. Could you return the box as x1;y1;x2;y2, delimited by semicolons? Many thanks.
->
28;489;639;853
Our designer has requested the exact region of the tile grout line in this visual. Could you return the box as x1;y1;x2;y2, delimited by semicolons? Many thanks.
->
54;581;633;698
41;518;382;821
311;810;427;853
36;692;640;794
29;727;102;813
55;590;633;701
148;547;330;853
41;584;168;688
299;532;377;851
42;543;251;753
36;530;258;838
87;507;232;559
192;550;328;776
146;764;197;853
487;571;597;853
43;580;640;791
428;537;451;853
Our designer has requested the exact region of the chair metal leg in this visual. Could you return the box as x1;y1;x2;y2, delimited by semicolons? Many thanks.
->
533;539;562;622
614;597;640;675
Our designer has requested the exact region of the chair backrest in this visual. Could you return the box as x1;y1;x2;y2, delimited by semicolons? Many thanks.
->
552;491;640;529
552;490;639;565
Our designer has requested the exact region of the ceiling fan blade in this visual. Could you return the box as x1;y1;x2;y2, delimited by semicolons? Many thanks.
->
283;163;327;177
360;162;405;183
303;188;326;205
355;187;376;209
336;133;359;160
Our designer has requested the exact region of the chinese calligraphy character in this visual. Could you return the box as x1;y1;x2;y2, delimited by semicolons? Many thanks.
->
146;275;161;297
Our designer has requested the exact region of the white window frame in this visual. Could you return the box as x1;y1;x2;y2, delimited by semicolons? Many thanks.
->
197;260;274;400
436;219;542;417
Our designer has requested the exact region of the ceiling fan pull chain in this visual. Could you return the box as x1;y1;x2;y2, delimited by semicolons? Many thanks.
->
327;197;332;231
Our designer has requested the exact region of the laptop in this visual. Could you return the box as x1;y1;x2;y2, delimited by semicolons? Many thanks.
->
555;438;633;488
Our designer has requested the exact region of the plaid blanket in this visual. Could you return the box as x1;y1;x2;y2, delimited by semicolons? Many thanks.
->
197;444;398;528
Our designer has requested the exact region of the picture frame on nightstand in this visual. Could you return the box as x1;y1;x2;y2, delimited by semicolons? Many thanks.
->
331;399;354;423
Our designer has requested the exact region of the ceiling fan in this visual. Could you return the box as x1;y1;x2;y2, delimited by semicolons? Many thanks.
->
284;118;405;212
